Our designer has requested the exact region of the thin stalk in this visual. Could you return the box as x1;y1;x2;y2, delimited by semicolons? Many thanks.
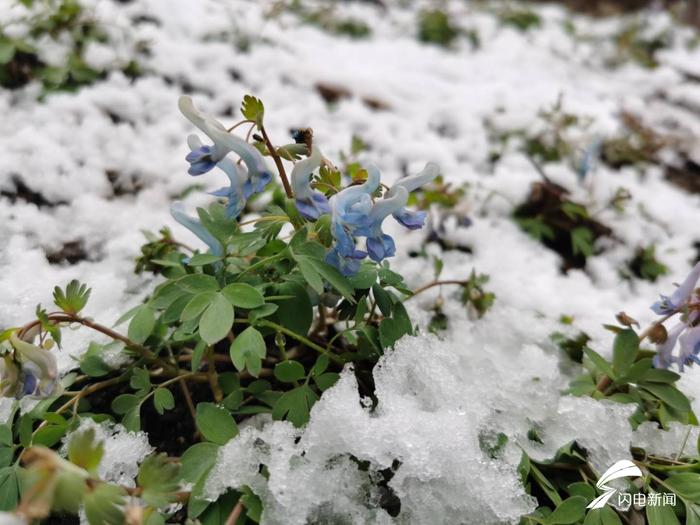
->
259;125;293;198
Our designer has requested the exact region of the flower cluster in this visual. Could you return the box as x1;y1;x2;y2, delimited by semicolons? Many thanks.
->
651;261;700;370
326;162;439;275
175;95;438;275
1;331;60;399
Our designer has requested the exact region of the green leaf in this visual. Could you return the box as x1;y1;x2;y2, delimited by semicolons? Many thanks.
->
240;486;263;523
33;424;67;447
372;284;392;316
241;95;265;126
180;442;219;484
379;307;413;350
582;347;615;379
196;403;238;445
272;282;313;336
0;467;19;511
640;383;692;415
643;368;681;383
80;342;116;378
131;367;152;393
221;283;265;309
128;305;155;344
153;388;175;415
274;361;306;383
314;372;340;391
546;496;587;524
0;39;15;65
582;507;622;525
297;257;324;295
665;473;700;502
612;329;639;376
187;254;223;266
176;274;219;293
308;258;355;301
68;427;104;474
123;406;141;432
138;454;181;508
571;227;594;257
191;339;207;372
84;483;126;525
646;496;680;525
229;327;267;378
272;385;318;427
199;293;234;344
53;279;91;315
181;291;217;322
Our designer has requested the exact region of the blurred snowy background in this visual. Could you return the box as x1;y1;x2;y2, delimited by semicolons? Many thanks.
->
2;0;700;522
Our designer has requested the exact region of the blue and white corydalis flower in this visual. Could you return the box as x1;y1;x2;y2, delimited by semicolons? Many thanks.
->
291;145;330;220
356;186;409;262
678;325;700;372
651;261;700;315
653;322;685;370
170;201;223;257
325;167;380;275
8;333;60;399
179;96;272;207
386;162;439;230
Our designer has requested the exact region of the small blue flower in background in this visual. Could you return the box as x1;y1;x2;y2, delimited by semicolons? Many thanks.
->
292;146;330;220
651;261;700;315
577;139;602;183
179;95;272;212
170;201;223;256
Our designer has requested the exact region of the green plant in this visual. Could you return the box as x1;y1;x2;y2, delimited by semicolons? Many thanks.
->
418;9;459;47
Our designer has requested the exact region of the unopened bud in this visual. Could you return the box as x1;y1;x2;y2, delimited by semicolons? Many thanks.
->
616;312;639;328
647;323;668;345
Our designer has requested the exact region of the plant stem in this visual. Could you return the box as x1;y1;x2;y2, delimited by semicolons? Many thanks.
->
256;319;343;364
259;125;293;198
225;500;244;525
408;279;468;299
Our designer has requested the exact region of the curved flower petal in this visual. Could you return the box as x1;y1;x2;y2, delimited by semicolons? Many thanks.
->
386;162;439;196
651;262;700;315
10;333;57;383
356;186;408;262
678;325;700;371
653;322;685;369
170;201;223;256
179;96;273;193
325;246;366;276
292;146;331;220
393;208;426;230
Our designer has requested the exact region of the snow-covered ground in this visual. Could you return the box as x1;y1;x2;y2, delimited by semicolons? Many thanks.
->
3;0;700;523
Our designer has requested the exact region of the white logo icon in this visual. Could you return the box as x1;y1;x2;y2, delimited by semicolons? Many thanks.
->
587;460;643;509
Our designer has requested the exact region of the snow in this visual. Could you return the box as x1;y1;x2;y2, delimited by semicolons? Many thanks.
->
60;419;153;487
2;0;700;522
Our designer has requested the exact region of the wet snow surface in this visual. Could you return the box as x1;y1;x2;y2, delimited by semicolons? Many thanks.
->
2;0;700;523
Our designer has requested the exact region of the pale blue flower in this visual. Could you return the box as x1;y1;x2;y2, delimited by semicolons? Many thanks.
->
577;139;602;182
9;333;60;399
356;187;409;262
653;322;685;369
179;96;272;197
170;201;223;256
386;162;439;230
328;166;379;255
291;145;330;220
651;262;700;315
678;325;700;372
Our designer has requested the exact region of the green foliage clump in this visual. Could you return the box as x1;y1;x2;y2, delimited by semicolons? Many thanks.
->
418;9;459;47
498;8;542;32
624;245;669;282
513;180;612;270
0;0;143;92
287;1;371;39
